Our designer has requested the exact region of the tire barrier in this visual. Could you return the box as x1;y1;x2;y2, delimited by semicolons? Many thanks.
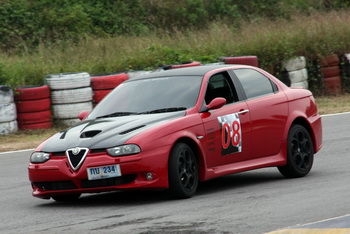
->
0;103;17;123
52;102;93;119
0;85;17;135
92;90;112;104
0;120;18;135
51;87;93;104
14;85;52;130
323;76;342;95
127;70;152;79
282;57;308;89
320;55;341;95
91;73;128;104
46;72;93;126
46;72;90;90
163;61;201;70
341;54;350;91
282;56;306;72
221;56;259;67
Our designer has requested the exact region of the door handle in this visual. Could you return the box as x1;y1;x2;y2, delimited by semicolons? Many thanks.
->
237;109;249;115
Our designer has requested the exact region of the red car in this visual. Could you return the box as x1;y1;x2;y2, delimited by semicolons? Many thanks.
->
28;65;322;201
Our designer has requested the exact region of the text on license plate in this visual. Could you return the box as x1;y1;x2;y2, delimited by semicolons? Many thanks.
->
87;164;121;180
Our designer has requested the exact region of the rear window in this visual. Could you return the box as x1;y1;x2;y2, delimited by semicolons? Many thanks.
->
234;69;276;99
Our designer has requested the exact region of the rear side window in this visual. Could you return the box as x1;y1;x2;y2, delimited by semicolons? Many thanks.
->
234;69;277;99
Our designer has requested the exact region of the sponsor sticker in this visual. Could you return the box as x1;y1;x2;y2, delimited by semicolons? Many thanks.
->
218;113;242;155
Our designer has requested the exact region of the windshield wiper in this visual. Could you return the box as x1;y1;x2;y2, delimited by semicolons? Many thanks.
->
140;107;187;114
96;112;139;119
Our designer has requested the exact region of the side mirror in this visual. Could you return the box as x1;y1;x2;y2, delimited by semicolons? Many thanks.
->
78;110;89;121
206;97;226;110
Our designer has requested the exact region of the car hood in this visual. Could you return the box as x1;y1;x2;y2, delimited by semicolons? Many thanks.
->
40;112;185;152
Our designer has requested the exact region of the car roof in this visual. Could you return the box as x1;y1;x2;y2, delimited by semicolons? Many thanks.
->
128;64;238;80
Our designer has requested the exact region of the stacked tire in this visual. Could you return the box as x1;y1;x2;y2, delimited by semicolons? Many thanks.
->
221;56;259;67
320;55;342;95
46;72;93;126
343;54;350;90
0;86;17;135
91;73;128;104
163;61;201;70
15;85;52;130
282;56;308;89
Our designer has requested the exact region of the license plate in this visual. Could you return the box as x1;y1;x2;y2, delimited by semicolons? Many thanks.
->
87;165;121;180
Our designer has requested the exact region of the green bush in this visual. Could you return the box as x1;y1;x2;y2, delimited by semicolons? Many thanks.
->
1;0;350;94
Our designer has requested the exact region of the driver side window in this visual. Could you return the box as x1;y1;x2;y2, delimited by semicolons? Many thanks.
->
205;72;237;105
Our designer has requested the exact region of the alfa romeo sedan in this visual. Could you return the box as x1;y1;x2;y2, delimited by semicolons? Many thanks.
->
28;65;322;201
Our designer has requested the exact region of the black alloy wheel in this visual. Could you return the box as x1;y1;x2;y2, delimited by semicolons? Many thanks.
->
168;142;199;198
278;124;314;178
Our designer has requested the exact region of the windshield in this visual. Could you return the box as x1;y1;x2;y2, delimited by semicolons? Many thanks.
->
88;75;203;119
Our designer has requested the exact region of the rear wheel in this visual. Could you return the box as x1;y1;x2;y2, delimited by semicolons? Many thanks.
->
52;194;81;202
278;124;314;178
168;142;198;199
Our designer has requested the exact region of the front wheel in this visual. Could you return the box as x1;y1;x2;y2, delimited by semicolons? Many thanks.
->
168;142;198;199
278;124;314;178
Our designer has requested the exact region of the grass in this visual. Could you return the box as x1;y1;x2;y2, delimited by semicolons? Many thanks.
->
2;11;350;87
0;94;349;153
315;93;350;115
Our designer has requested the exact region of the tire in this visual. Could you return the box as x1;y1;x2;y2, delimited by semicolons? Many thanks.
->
278;124;314;178
93;89;112;103
15;85;50;101
16;98;51;113
91;73;128;90
0;120;18;135
52;102;93;119
18;121;52;130
320;54;339;67
127;70;152;79
321;66;340;78
290;80;308;89
51;87;93;104
56;118;81;127
0;103;17;123
278;71;291;86
288;68;308;83
52;193;81;202
168;142;198;199
169;61;201;69
323;76;342;95
221;56;259;67
17;110;51;124
0;86;14;104
45;72;90;90
282;56;306;72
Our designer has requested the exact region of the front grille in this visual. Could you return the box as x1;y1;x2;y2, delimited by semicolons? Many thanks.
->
90;148;107;154
66;147;89;170
33;181;77;191
81;175;136;188
51;151;65;157
33;175;136;191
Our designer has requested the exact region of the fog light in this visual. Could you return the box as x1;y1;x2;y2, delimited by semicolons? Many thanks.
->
145;172;153;181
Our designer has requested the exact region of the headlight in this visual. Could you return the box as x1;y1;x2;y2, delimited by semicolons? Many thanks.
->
30;152;50;163
107;144;141;156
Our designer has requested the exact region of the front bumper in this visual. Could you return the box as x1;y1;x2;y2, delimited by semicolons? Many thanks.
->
28;146;170;199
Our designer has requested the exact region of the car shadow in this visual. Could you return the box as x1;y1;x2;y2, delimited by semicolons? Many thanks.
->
196;169;285;196
36;169;286;208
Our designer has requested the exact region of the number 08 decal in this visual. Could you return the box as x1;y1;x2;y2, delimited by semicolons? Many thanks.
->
218;113;242;156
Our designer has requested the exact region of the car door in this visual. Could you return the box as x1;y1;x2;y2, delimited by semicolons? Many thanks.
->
200;71;252;168
232;68;288;159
